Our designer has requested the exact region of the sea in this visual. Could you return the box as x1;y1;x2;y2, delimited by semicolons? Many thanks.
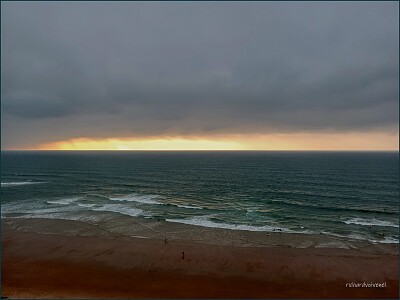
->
1;151;399;246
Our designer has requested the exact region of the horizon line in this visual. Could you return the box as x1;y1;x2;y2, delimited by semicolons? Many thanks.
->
1;149;398;152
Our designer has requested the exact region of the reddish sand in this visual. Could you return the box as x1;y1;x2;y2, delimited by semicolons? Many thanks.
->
2;223;398;298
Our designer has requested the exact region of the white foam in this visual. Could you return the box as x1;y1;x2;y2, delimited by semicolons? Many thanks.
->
130;235;149;239
166;215;293;232
5;212;100;223
322;231;368;241
91;204;143;218
2;201;75;215
109;193;161;205
1;181;45;187
377;236;399;244
173;204;203;210
46;197;82;205
343;217;399;228
77;203;96;208
321;231;399;244
1;202;90;223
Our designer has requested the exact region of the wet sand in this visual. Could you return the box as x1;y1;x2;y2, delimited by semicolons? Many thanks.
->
1;220;399;298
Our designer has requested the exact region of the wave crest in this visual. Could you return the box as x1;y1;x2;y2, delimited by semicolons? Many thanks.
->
109;193;161;205
343;217;399;228
1;181;45;187
46;197;82;205
91;204;143;217
166;215;296;233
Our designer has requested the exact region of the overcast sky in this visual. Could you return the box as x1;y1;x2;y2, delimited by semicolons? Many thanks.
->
1;1;398;149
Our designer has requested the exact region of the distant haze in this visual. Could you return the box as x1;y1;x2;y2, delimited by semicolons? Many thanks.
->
1;2;398;150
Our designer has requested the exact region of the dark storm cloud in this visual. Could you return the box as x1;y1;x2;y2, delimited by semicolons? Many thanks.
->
1;1;398;148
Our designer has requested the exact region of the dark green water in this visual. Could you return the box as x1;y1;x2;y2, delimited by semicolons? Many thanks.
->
1;151;398;244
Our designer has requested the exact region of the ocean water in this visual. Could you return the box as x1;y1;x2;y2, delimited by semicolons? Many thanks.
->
1;151;399;244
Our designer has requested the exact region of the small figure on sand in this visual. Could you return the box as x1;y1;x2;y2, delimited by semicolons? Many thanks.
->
164;237;167;245
181;251;185;260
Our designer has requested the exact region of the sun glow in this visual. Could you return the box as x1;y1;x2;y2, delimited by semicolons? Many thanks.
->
31;131;399;151
36;137;246;151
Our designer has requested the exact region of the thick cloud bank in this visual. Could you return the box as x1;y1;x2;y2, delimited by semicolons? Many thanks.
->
1;2;398;148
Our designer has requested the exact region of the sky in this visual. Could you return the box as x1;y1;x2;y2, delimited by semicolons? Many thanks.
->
1;1;399;150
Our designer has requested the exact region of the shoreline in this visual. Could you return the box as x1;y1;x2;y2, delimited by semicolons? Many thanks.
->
2;215;398;253
2;219;399;298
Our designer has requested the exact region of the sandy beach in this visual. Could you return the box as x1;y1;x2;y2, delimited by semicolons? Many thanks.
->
1;219;398;299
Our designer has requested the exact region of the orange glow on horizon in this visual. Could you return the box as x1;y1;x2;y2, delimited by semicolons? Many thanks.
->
35;137;246;151
26;131;399;151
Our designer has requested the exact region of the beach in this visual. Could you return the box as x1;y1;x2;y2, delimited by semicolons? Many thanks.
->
2;219;398;299
1;151;399;298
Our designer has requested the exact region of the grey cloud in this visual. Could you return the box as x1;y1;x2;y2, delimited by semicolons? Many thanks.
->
1;1;398;148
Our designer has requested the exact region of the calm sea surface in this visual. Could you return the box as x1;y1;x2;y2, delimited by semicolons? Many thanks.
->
1;151;398;244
